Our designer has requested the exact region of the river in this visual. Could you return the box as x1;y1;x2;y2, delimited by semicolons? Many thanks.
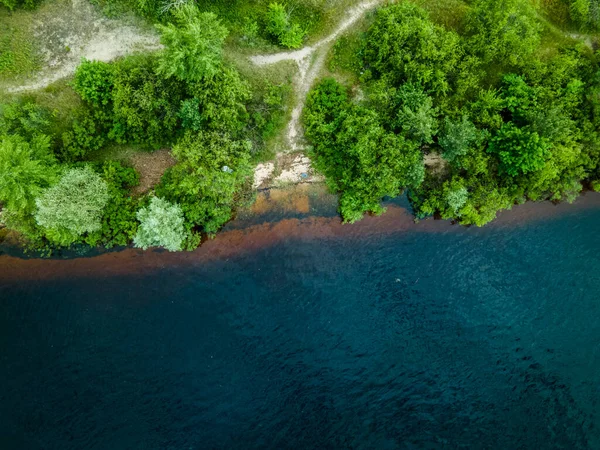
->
1;188;600;449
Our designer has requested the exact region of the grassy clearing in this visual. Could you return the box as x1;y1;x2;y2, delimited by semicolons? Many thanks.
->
229;51;297;162
0;7;40;81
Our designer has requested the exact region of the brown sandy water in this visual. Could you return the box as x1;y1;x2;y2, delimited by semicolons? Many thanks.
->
1;185;599;282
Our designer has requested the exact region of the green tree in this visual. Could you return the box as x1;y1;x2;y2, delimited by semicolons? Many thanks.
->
186;66;251;134
0;101;51;139
34;166;110;245
265;3;306;49
157;131;252;235
156;4;228;82
465;0;541;66
109;54;186;147
362;3;461;95
134;196;185;251
394;84;438;144
488;122;551;177
305;79;424;223
439;116;483;164
0;134;57;213
72;59;115;108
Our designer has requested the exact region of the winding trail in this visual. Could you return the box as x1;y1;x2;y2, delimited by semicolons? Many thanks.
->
250;0;384;151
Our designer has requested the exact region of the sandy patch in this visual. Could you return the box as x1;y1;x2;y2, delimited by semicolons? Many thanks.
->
253;162;275;189
424;151;448;176
129;149;176;195
5;0;161;93
274;154;313;184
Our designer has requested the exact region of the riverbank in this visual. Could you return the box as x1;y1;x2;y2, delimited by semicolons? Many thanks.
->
2;184;599;281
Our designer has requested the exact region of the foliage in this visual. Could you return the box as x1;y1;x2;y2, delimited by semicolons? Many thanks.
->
156;4;228;82
34;166;110;246
567;0;600;30
488;122;551;177
72;59;115;108
86;161;140;248
0;101;51;139
60;112;106;161
439;116;484;164
134;196;186;251
0;0;42;11
362;3;462;95
109;54;186;147
465;0;541;67
157;130;252;235
304;78;424;222
266;3;306;49
186;66;251;134
0;134;57;213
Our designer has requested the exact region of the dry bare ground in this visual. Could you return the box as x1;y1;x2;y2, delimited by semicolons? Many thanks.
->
4;0;160;93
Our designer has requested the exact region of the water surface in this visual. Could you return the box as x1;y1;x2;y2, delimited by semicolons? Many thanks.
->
1;192;600;449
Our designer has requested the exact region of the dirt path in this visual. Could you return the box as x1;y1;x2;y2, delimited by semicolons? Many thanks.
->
4;0;160;93
250;0;384;189
250;0;383;151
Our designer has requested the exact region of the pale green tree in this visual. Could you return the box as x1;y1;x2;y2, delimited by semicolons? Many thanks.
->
35;166;109;245
134;197;186;251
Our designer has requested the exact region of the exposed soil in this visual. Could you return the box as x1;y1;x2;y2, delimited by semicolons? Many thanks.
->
5;0;160;93
129;149;176;195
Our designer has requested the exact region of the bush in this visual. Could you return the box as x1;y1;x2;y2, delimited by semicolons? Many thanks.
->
156;4;229;82
85;161;140;248
304;79;424;222
60;112;106;161
186;66;251;134
488;122;551;177
362;3;461;95
0;101;51;139
0;0;42;10
0;134;57;214
439;116;484;164
465;0;541;67
109;55;186;147
134;196;186;251
34;166;110;246
265;3;306;49
72;59;115;108
157;130;252;234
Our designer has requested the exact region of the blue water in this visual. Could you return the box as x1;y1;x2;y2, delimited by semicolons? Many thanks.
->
1;204;600;449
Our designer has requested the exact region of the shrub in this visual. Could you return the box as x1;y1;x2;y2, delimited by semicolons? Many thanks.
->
304;79;424;223
34;166;110;246
487;122;551;177
362;3;461;95
465;0;541;67
265;3;306;49
60;112;106;161
157;131;252;235
156;4;229;82
109;55;186;147
72;59;115;108
133;196;186;251
0;101;51;139
0;134;57;213
85;161;140;248
439;116;483;164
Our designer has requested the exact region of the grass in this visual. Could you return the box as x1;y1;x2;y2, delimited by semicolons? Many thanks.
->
0;7;41;81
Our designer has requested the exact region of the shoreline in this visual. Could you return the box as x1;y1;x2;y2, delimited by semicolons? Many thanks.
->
1;185;599;282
